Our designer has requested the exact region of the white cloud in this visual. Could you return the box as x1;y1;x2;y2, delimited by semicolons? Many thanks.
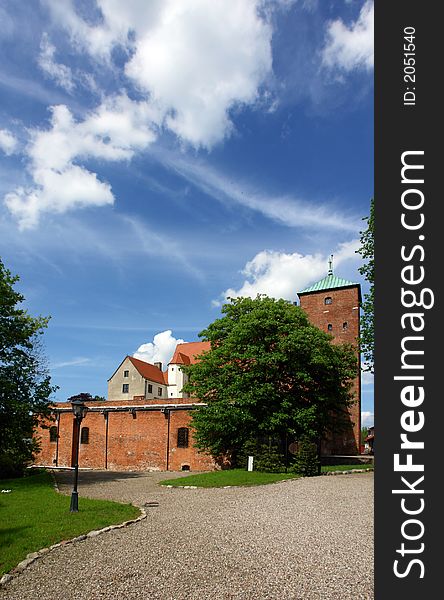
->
45;0;273;149
133;330;185;367
214;240;360;305
38;33;75;92
5;1;275;228
322;1;373;72
124;0;272;148
361;411;374;428
4;165;114;230
4;99;157;229
0;129;18;155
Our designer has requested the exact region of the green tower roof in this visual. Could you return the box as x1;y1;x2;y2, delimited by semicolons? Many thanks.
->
298;273;359;295
298;255;360;296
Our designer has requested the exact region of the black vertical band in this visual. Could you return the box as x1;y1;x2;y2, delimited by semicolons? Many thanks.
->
375;1;440;597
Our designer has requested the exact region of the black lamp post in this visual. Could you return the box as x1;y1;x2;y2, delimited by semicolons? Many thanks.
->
69;399;88;512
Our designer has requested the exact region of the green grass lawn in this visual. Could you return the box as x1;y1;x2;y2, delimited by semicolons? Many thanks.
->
160;469;300;488
161;464;374;488
0;470;140;576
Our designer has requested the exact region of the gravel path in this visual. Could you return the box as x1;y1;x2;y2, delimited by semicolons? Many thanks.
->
1;470;374;599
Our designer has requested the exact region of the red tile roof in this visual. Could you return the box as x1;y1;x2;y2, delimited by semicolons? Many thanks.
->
169;341;211;365
128;356;167;385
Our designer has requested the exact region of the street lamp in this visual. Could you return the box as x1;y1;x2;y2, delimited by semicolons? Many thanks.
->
69;399;88;512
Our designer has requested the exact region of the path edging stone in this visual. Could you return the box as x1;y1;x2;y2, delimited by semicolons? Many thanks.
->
0;470;147;588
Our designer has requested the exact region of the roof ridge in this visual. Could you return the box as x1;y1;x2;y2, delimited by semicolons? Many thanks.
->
298;273;359;295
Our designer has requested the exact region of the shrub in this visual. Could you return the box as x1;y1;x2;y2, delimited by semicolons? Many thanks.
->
291;436;320;477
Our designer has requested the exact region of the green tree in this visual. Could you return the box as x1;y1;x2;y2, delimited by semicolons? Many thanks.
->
0;258;57;477
356;198;374;373
67;393;106;403
361;426;369;444
182;295;358;463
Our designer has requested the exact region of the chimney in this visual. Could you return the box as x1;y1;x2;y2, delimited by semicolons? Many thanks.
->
154;362;162;371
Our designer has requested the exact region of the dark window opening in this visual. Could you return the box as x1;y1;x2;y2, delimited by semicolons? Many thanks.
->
343;322;348;330
158;387;162;396
49;426;58;443
177;427;189;448
324;297;332;305
327;323;333;331
181;464;190;471
122;383;129;393
148;383;153;394
80;427;89;444
123;370;129;377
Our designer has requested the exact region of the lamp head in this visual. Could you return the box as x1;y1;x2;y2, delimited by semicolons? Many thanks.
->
71;399;88;419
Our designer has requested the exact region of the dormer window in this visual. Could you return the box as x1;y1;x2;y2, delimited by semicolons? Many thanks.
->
324;297;332;305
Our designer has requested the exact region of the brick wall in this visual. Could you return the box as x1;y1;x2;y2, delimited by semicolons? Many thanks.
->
299;285;361;455
34;399;215;472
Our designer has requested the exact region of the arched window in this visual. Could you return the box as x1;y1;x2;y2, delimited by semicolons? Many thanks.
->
80;427;89;444
49;426;58;443
324;296;332;305
343;322;348;330
177;427;189;448
327;323;333;331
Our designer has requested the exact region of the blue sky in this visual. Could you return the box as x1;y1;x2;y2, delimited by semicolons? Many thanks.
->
0;0;374;426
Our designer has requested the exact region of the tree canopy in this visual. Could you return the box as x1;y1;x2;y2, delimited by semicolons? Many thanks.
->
356;198;374;373
67;393;106;403
182;295;358;462
0;258;57;477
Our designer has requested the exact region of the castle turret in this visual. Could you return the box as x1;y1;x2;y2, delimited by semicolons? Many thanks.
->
297;256;361;454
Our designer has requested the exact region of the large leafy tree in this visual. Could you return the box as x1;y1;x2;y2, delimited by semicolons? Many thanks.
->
182;295;358;462
356;198;374;373
0;258;57;477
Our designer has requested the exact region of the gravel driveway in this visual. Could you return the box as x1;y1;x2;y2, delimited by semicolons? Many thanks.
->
1;470;374;599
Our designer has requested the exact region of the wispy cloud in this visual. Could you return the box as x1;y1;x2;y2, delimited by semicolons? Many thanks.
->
52;357;92;369
159;151;361;233
0;210;202;279
0;129;18;155
38;33;75;92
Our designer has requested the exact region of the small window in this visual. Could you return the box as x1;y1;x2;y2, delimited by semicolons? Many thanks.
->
171;367;174;371
123;370;129;377
324;297;332;305
122;383;129;393
327;323;333;331
148;384;153;394
158;387;162;396
80;427;89;444
343;322;348;330
177;427;189;448
49;426;58;443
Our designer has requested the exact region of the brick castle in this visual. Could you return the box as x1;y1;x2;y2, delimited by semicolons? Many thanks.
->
34;263;361;471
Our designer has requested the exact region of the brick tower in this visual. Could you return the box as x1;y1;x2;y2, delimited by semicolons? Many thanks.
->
297;256;361;455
